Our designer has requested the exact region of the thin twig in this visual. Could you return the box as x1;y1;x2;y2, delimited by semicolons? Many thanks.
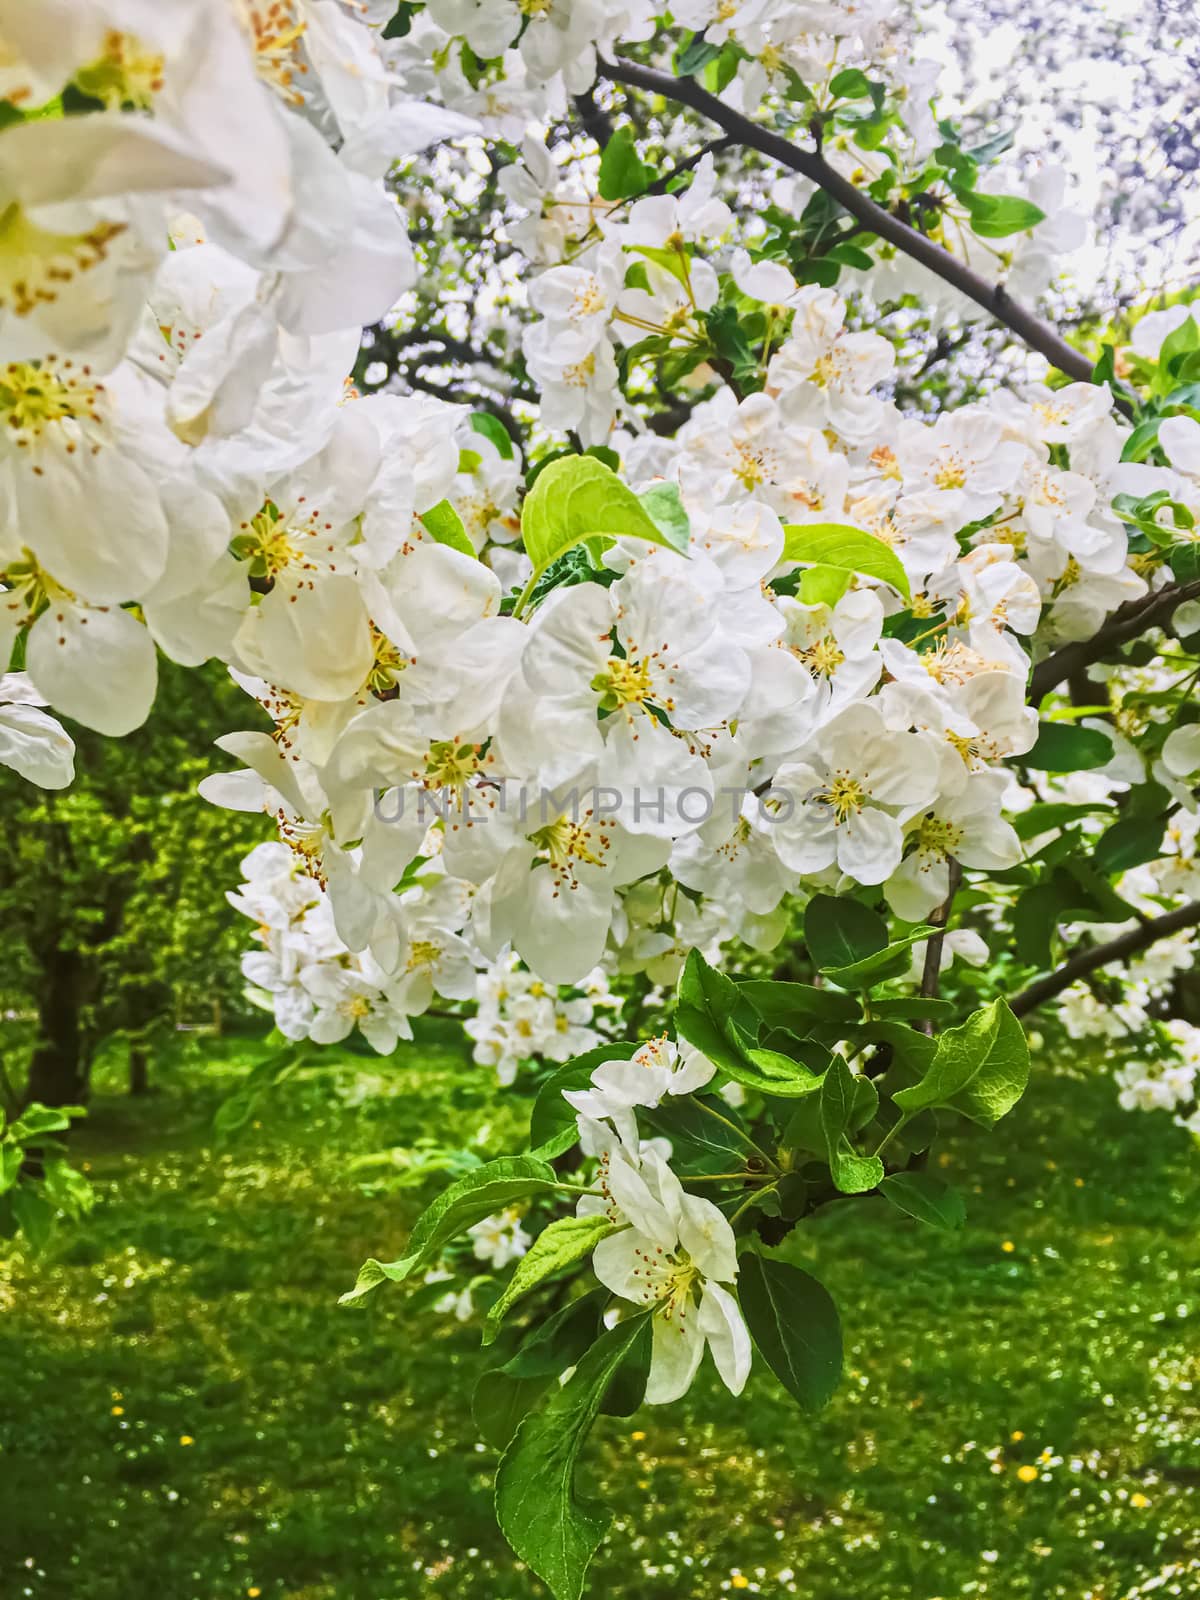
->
1028;579;1200;703
598;56;1098;385
1010;900;1200;1017
918;858;962;1033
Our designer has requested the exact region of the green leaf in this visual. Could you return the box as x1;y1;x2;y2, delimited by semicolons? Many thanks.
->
738;978;860;1027
1170;543;1200;584
1094;814;1168;874
819;1056;883;1192
340;1156;558;1301
675;948;742;1065
519;457;682;581
1013;801;1108;840
483;1215;617;1345
1120;418;1162;463
475;1293;605;1451
8;1103;75;1140
782;523;911;601
957;190;1045;238
1013;882;1063;967
627;241;692;289
819;926;937;990
829;67;873;100
804;894;888;970
797;563;852;606
869;997;955;1022
469;411;514;460
0;1144;23;1194
528;1041;643;1158
637;482;690;552
676;953;823;1098
597;125;650;201
892;999;1029;1127
10;1184;55;1253
1024;722;1114;772
641;1092;753;1175
879;1171;966;1231
675;32;721;76
418;498;475;557
495;1316;652;1600
738;1255;842;1411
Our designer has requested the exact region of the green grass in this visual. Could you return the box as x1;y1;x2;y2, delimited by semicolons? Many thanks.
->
1;1027;1198;1600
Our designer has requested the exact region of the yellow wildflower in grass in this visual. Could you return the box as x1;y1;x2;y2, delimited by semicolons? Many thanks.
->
1017;1465;1039;1483
179;1435;195;1446
110;1405;124;1416
1001;1241;1015;1253
1130;1492;1151;1508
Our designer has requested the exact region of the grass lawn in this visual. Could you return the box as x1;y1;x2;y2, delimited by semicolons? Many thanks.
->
1;1024;1198;1600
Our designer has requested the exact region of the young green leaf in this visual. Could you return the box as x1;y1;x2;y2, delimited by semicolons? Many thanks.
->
340;1156;558;1302
957;190;1045;237
879;1171;966;1230
738;1255;842;1411
483;1215;617;1345
418;498;475;557
638;481;691;551
819;1056;884;1192
495;1316;652;1600
519;456;685;584
469;410;514;459
892;999;1029;1126
597;125;650;201
782;524;911;601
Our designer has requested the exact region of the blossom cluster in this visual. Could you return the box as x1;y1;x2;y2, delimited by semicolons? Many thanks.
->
231;838;624;1082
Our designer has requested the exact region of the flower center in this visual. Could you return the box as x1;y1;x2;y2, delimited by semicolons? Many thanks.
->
73;31;166;109
916;815;963;858
818;772;867;822
365;626;411;695
799;636;845;678
237;0;309;105
933;455;967;491
423;738;482;791
596;655;654;709
0;203;126;322
732;440;769;489
0;359;103;443
571;278;606;318
407;939;441;971
529;816;608;888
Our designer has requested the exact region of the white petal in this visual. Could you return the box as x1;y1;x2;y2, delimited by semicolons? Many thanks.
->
645;1304;705;1404
0;701;74;787
697;1280;752;1397
25;603;156;735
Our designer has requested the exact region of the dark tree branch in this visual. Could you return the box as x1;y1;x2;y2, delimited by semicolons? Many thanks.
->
1010;900;1200;1017
598;56;1097;385
918;857;963;1032
574;88;615;149
1028;578;1200;702
637;136;733;198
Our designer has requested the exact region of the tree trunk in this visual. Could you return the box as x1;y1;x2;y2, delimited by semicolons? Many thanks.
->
129;1045;149;1096
24;948;90;1107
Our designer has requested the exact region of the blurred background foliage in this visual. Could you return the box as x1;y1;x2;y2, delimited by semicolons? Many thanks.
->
0;1029;1196;1599
0;661;266;1113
